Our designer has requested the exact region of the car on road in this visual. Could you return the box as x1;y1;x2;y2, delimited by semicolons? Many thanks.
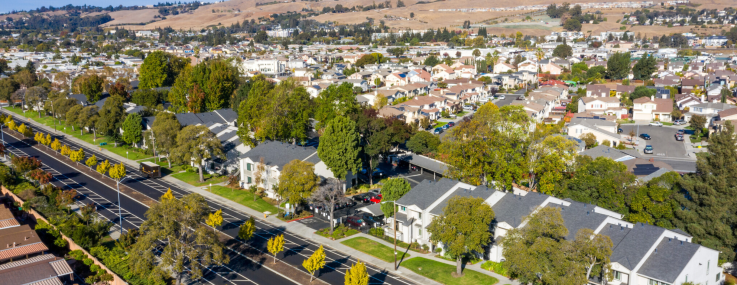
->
367;192;382;204
677;129;685;135
345;216;366;228
498;94;505;100
463;105;474;111
372;169;384;179
441;124;450;130
640;133;651;140
649;122;664;127
675;133;684;141
618;128;623;133
433;128;443;135
644;145;654;154
673;119;685;125
352;193;368;203
517;96;525;100
447;122;455;128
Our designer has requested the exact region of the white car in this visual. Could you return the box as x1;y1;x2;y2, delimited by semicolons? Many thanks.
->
649;122;664;127
498;94;506;100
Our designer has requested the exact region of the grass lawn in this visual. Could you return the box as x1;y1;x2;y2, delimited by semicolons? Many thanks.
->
341;237;411;263
402;257;499;285
171;171;229;187
139;158;186;176
662;122;674;126
3;106;152;160
434;121;448;128
455;111;469;116
209;185;280;213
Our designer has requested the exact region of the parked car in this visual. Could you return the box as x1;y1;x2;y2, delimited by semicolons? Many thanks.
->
372;169;384;179
463;105;474;111
673;119;685;125
447;122;455;128
361;214;384;227
441;124;450;130
649;122;663;127
498;94;506;100
618;128;623;133
517;96;525;100
367;193;382;204
352;193;368;203
433;128;443;135
640;134;651;140
345;216;366;228
677;129;685;135
644;145;654;154
675;133;684;141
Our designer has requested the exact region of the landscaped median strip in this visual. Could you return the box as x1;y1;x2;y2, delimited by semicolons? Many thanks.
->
341;236;411;263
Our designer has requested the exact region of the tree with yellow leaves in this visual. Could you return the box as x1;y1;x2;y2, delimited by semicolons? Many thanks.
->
206;209;223;228
267;234;284;264
96;159;110;178
3;114;12;125
16;123;26;135
70;148;85;165
60;145;71;156
303;245;326;282
85;154;97;170
50;138;61;152
345;260;369;285
238;216;256;242
17;123;32;137
34;132;44;144
7;120;16;131
44;133;52;146
162;188;175;201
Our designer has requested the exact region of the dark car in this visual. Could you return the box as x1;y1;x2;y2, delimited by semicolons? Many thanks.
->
447;122;455;128
677;129;685;135
361;214;385;227
640;134;651;140
644;145;654;154
352;193;368;203
345;216;366;228
441;124;450;130
618;128;623;133
433;128;443;135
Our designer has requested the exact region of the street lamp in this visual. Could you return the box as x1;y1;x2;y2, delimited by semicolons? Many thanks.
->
0;122;6;160
126;151;129;161
380;200;399;270
116;175;132;232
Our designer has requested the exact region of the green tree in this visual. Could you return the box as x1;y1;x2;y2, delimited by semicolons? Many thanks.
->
190;59;240;111
131;89;166;108
353;110;390;185
151;112;181;167
314;83;359;130
303;245;326;282
168;65;193;113
0;78;19;103
345;260;369;285
689;114;707;130
632;53;657;81
559;156;636;215
427;196;494;276
317;117;362;180
423;55;440;66
95;95;126;140
563;18;582;31
267;234;285;264
139;51;169;89
407;131;440;154
606;52;631;80
552;44;573;58
65;104;83;132
676;121;737;262
172;125;224;182
79;74;104;102
629;86;656;101
526;135;578;195
379;178;411;218
129;193;229;285
277;159;319;213
121;113;143;146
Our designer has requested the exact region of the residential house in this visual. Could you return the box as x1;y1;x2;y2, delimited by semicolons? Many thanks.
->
567;117;623;146
577;97;627;118
684;102;737;127
586;85;611;97
239;141;357;197
540;62;563;75
632;96;674;122
493;62;516;73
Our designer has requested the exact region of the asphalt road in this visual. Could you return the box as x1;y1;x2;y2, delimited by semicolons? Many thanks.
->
2;114;416;285
493;94;522;107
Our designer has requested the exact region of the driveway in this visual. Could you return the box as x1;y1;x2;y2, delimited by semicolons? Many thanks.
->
493;94;521;107
619;124;687;158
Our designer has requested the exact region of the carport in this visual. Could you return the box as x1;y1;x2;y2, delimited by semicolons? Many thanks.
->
404;154;447;180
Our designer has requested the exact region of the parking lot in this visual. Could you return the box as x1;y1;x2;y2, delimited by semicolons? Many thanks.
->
619;125;688;158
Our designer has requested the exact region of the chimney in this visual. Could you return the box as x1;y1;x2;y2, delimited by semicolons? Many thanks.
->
701;94;706;102
650;95;654;101
12;242;15;247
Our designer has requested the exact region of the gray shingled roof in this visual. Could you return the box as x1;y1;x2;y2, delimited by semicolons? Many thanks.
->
196;111;228;125
492;192;550;228
239;141;320;169
598;223;632;248
404;154;448;174
396;179;459;210
175;113;204;126
637;237;699;283
547;202;609;240
429;185;496;215
607;223;666;270
215;108;238;123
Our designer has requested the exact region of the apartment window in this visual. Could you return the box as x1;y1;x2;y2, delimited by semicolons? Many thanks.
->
247;163;252;171
716;273;721;282
247;177;252;184
418;213;422;219
614;271;621;281
401;206;406;211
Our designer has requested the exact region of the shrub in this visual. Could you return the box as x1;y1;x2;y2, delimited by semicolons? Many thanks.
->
434;247;443;253
18;188;36;200
369;227;384;237
481;260;509;277
422;244;429;251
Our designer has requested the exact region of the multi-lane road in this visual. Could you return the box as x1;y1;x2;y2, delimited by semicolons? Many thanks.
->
1;113;416;285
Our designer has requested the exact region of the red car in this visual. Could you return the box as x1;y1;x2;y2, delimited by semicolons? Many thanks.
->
368;193;382;204
345;216;366;228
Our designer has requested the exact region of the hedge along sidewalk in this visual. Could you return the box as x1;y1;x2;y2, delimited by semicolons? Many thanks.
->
1;107;152;161
0;185;128;285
